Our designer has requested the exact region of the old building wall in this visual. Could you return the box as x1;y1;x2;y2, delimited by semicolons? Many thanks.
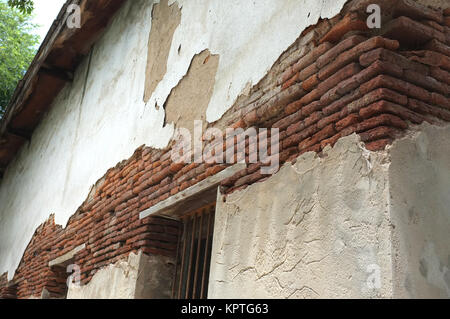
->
0;0;448;299
0;0;348;282
0;0;167;281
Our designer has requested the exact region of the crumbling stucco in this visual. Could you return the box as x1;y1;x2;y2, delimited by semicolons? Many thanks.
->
67;251;141;299
0;0;173;281
149;0;349;122
0;0;351;280
165;50;219;135
144;0;181;102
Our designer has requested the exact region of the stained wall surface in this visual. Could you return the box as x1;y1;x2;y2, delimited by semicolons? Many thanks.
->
0;0;348;280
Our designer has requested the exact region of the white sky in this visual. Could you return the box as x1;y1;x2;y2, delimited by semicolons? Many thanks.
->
31;0;67;43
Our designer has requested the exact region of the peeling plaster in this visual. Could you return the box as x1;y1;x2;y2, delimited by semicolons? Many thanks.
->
0;0;349;280
164;49;219;135
0;0;173;280
144;0;182;102
148;0;349;122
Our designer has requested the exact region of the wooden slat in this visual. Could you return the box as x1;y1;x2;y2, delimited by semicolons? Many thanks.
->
171;224;183;298
174;203;216;299
176;219;189;299
201;208;213;299
192;210;204;298
185;214;197;299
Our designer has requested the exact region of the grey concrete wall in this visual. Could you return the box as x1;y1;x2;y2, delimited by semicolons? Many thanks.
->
389;124;450;298
67;251;175;299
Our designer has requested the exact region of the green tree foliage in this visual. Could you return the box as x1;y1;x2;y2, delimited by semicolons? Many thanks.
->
8;0;34;14
0;0;39;117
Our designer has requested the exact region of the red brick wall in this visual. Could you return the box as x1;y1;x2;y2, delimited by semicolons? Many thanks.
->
2;0;449;298
3;211;181;298
0;273;17;299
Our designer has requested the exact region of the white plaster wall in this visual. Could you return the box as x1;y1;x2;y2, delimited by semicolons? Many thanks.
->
0;0;169;280
0;0;348;281
209;134;394;299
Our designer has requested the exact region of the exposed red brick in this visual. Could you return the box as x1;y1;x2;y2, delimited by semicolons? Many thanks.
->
320;12;368;44
317;62;362;96
298;137;314;152
316;35;367;69
298;88;320;106
318;37;399;81
279;42;332;85
339;60;403;97
430;66;450;85
282;72;300;90
310;124;336;145
404;69;449;95
359;126;398;143
273;109;302;130
322;90;361;116
285;100;303;115
301;101;323;118
286;120;305;137
335;113;361;131
302;74;319;91
298;63;318;82
292;42;332;74
365;138;392;151
360;47;429;74
304;111;323;128
357;113;408;132
359;100;424;124
444;16;450;28
317;112;340;130
424;20;445;33
406;50;450;71
382;16;446;46
394;0;443;23
360;75;431;103
320;132;342;149
243;109;258;126
431;92;450;110
231;119;246;129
